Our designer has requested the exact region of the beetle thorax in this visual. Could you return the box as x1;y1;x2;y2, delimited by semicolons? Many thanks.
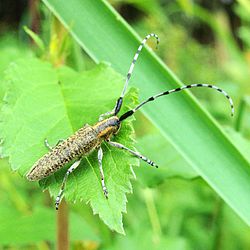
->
92;116;120;140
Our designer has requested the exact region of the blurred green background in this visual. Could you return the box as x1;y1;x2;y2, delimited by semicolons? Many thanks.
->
0;0;250;249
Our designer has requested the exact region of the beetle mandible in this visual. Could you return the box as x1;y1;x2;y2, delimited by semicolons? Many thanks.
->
26;33;234;209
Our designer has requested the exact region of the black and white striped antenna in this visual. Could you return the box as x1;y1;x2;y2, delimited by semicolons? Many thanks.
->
119;83;234;121
114;33;159;115
101;33;234;122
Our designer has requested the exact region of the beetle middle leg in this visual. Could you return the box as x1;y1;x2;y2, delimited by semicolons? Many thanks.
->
107;141;158;168
55;159;81;210
44;138;64;151
98;147;108;198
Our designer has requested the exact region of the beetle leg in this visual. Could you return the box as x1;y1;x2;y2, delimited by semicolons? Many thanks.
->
55;159;81;210
98;147;108;198
44;138;64;151
107;141;158;168
99;109;115;121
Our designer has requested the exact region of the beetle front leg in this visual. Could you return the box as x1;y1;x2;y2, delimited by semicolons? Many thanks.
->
98;147;108;198
99;109;115;121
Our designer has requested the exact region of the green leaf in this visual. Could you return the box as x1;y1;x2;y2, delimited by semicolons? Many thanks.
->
41;0;250;226
0;35;33;107
0;58;139;233
225;127;250;163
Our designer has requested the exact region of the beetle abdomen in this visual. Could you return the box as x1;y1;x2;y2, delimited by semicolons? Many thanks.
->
26;125;101;181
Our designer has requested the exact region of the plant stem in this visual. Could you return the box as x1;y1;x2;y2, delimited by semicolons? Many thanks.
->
28;0;40;34
57;199;69;250
212;198;224;250
144;188;162;244
235;98;246;132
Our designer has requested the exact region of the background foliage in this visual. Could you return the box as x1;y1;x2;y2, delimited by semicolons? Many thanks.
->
0;0;250;249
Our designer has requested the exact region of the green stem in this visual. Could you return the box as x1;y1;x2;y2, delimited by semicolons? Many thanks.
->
211;198;224;250
235;98;246;132
144;188;162;244
28;0;41;34
57;199;69;250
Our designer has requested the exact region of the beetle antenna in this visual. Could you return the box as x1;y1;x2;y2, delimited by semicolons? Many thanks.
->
114;33;159;115
119;83;234;121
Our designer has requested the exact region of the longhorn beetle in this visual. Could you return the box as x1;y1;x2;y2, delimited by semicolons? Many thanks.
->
26;33;234;210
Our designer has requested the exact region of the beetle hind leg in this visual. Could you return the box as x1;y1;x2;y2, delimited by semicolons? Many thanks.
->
44;138;64;151
55;159;81;210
